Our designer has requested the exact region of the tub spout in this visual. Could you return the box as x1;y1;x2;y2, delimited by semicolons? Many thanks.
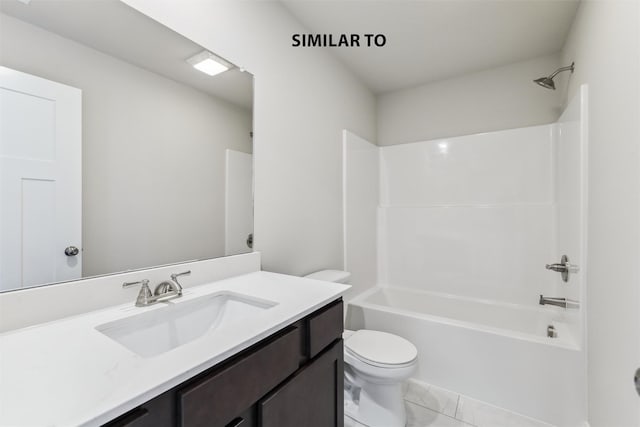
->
539;295;579;309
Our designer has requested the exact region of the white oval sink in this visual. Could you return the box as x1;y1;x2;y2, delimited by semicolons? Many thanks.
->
96;292;277;357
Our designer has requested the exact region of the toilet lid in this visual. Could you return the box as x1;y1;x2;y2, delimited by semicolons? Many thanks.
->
345;330;417;366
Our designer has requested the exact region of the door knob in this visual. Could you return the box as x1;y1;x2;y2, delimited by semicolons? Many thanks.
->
64;246;80;256
635;368;640;397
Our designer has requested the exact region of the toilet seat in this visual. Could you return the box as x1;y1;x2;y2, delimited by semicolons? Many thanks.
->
345;330;417;368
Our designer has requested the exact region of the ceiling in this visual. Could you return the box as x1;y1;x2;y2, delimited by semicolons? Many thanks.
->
1;0;253;109
282;0;580;94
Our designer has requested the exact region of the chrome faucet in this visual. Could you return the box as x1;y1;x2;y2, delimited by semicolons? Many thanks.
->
123;270;191;307
539;295;580;309
154;271;190;299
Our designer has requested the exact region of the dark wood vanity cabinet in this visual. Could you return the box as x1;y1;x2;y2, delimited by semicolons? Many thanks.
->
259;340;343;427
104;298;344;427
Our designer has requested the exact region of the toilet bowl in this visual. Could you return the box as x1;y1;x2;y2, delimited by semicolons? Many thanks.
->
343;329;417;427
304;270;418;427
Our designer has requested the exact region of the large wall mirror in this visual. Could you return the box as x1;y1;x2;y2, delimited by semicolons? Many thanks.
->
0;0;254;292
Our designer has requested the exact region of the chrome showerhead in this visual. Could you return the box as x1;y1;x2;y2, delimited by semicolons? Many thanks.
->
533;62;575;90
534;76;556;90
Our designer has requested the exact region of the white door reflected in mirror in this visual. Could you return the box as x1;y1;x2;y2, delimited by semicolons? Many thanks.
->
0;67;82;291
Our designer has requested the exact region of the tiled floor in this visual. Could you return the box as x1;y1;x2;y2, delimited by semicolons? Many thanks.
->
345;378;555;427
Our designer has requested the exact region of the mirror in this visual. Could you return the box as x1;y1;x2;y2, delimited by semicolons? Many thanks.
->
0;0;254;292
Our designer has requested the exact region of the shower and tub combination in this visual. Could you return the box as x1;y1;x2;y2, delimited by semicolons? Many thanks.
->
342;85;589;426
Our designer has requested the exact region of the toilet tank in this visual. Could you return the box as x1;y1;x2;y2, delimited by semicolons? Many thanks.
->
304;270;351;284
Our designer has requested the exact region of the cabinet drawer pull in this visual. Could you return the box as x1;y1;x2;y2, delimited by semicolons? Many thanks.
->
103;407;148;426
226;417;245;427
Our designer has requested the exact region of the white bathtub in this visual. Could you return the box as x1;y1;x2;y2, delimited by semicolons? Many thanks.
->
346;287;586;427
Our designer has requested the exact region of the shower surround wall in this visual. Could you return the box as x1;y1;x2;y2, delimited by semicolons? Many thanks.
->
376;86;587;344
379;125;557;306
345;88;587;425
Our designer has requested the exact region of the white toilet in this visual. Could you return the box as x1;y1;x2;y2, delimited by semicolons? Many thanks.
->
304;270;418;427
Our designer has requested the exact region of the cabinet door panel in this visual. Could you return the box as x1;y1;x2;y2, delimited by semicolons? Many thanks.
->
178;326;300;427
259;340;344;427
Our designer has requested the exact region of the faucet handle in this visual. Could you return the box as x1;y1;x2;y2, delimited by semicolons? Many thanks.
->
123;279;153;307
171;270;191;281
123;279;150;288
545;255;578;282
170;270;190;293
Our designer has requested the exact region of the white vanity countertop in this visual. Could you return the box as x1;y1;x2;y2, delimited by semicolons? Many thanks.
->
0;271;349;427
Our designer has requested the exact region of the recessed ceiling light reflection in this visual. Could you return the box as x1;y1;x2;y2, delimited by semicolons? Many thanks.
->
438;141;449;155
187;51;230;77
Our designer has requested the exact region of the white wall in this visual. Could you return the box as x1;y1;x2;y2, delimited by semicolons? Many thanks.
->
122;0;377;277
342;131;378;300
0;14;252;277
559;1;640;425
379;125;556;306
377;53;562;145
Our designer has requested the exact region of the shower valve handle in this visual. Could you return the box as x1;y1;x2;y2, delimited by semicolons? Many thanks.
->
545;255;579;283
545;263;568;273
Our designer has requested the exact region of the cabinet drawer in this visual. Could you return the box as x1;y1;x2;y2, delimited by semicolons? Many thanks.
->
178;326;300;427
307;299;343;358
